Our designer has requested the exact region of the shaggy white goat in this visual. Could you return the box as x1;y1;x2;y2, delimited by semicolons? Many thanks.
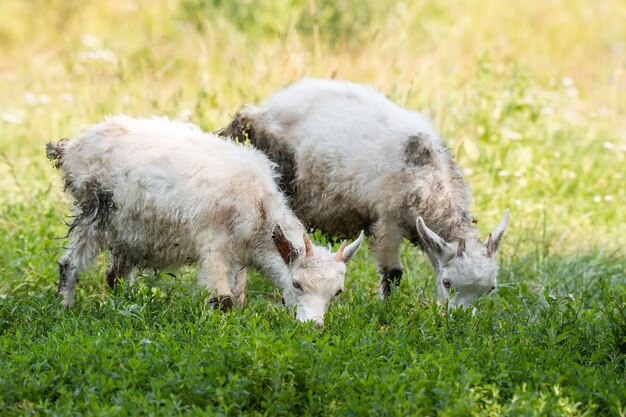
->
222;78;509;308
46;115;363;326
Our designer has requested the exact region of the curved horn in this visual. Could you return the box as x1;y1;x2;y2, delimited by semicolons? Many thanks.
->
334;240;347;262
303;233;314;257
486;209;509;257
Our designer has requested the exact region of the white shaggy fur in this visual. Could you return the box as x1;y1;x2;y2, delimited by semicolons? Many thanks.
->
222;78;509;308
47;115;363;326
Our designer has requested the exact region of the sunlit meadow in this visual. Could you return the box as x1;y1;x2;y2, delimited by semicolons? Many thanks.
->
1;1;625;415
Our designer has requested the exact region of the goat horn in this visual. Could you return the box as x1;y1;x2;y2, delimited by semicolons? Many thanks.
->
303;233;314;257
456;238;466;257
334;240;347;262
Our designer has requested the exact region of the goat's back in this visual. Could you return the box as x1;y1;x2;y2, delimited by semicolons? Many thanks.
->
254;79;441;167
227;79;471;238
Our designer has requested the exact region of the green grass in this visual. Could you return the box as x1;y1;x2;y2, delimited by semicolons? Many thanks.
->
2;266;626;416
1;0;625;415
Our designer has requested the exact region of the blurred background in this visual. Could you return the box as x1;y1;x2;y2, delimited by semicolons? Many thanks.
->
0;0;624;294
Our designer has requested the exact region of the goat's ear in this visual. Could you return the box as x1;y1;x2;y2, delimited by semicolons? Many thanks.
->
416;217;454;259
486;209;509;257
272;224;298;265
337;230;364;264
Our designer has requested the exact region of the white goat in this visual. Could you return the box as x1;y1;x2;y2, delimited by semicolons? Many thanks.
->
46;115;363;327
222;78;509;308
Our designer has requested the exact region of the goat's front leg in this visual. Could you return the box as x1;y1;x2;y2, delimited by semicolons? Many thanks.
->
232;267;247;306
199;252;235;311
371;219;404;300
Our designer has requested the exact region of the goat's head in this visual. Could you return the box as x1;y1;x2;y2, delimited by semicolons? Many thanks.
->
273;226;364;328
416;209;509;309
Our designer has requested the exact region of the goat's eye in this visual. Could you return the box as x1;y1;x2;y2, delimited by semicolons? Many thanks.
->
443;279;452;289
335;289;343;297
292;281;303;291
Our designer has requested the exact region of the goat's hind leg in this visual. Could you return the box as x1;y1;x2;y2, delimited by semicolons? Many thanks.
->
106;254;134;288
57;224;102;307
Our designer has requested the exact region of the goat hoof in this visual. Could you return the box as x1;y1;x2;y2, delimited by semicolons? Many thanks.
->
106;275;118;288
380;268;403;300
209;295;234;312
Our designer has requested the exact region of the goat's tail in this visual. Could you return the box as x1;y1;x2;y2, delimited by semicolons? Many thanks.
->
46;139;69;168
217;106;257;144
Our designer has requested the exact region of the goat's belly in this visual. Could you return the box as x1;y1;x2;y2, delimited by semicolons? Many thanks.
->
106;218;200;268
292;195;370;239
109;238;199;268
310;213;369;239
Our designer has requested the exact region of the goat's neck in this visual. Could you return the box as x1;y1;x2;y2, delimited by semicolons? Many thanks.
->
253;250;291;290
407;205;478;245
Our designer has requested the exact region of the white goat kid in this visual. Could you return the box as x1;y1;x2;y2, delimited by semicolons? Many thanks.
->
46;116;363;327
222;78;509;309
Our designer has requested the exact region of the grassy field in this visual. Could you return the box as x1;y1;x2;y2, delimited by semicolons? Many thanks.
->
1;0;625;415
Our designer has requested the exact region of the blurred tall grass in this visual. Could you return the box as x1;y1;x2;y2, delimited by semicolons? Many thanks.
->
0;0;624;259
